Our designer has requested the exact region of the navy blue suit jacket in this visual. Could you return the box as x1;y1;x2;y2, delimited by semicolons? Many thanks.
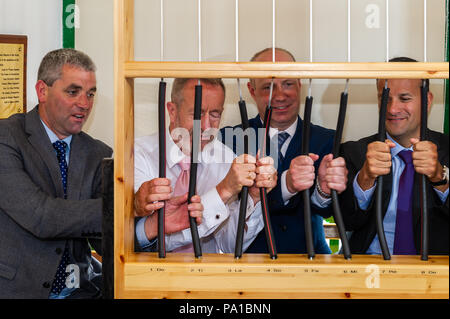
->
220;115;335;254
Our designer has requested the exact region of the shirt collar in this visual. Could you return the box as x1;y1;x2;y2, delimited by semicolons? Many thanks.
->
166;129;186;169
40;119;72;147
386;132;413;158
268;117;298;139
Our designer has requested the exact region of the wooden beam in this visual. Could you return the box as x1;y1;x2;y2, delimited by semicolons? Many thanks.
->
124;61;449;79
113;0;134;299
121;253;449;299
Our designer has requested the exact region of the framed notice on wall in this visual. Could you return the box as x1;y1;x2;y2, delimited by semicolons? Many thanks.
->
0;35;27;119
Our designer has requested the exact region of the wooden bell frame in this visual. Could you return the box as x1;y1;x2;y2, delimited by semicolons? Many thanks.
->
113;0;449;299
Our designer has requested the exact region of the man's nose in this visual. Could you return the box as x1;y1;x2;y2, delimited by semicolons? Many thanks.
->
271;83;285;101
387;97;401;114
201;113;211;131
77;93;89;109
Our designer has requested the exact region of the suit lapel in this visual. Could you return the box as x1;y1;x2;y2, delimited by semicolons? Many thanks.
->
283;117;302;163
25;107;65;198
67;133;86;200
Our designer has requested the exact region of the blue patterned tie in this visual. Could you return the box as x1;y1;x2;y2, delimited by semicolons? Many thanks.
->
50;141;71;294
277;132;290;165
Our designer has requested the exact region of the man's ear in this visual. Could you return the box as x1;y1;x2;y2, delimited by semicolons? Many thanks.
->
35;80;48;103
427;91;434;112
166;101;177;126
247;81;255;98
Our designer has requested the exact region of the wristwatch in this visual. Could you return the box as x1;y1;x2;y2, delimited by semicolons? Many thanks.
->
430;165;449;186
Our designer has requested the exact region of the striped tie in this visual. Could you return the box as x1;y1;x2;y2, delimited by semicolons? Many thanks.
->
277;131;290;165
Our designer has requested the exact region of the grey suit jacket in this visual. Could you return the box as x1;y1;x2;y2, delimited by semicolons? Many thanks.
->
0;106;113;298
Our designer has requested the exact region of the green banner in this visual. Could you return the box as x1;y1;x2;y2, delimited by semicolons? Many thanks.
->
62;0;76;48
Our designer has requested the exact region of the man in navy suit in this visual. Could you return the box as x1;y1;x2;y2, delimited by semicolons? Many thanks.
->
220;48;348;254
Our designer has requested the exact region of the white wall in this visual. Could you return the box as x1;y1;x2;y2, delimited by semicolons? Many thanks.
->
75;0;114;148
0;0;62;112
6;0;444;149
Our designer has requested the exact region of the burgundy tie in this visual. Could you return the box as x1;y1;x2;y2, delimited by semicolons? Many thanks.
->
393;150;417;255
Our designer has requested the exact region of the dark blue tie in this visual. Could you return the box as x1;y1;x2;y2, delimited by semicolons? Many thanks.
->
50;141;71;295
393;150;417;255
277;132;290;165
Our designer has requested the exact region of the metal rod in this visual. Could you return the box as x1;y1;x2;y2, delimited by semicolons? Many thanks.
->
157;80;166;258
198;0;202;62
328;0;352;260
234;98;250;259
375;81;391;260
309;0;313;63
347;0;351;63
302;94;315;260
235;0;239;63
386;0;389;62
260;104;277;259
424;0;427;62
303;0;315;259
187;84;203;258
272;0;275;62
420;80;429;261
331;88;351;260
160;0;164;62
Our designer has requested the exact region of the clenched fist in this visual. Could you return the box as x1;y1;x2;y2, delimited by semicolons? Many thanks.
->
135;178;172;217
357;139;395;190
285;153;318;193
248;156;278;202
317;154;348;195
216;154;257;204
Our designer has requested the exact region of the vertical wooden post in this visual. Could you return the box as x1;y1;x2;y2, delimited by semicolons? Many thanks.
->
113;0;134;299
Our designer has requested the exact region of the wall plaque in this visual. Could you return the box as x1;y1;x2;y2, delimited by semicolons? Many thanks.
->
0;34;27;119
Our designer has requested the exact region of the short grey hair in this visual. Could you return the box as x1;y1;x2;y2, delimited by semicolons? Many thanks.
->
37;48;96;86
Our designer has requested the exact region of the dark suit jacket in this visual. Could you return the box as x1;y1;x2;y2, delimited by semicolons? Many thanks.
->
220;115;335;254
339;130;449;255
0;107;113;298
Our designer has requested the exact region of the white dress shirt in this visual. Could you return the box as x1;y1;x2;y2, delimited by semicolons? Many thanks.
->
266;117;331;207
134;130;264;253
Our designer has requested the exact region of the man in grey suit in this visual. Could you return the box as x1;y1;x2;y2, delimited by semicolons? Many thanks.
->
0;49;112;298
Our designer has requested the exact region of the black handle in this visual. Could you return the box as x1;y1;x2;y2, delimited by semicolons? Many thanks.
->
301;96;315;259
330;92;351;260
261;106;277;259
157;80;167;258
420;81;429;261
188;84;203;258
234;100;250;259
375;85;391;260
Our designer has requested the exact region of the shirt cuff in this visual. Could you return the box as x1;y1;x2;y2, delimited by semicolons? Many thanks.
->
198;187;230;236
281;170;297;203
311;186;332;208
353;171;376;210
433;187;449;203
135;216;157;250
